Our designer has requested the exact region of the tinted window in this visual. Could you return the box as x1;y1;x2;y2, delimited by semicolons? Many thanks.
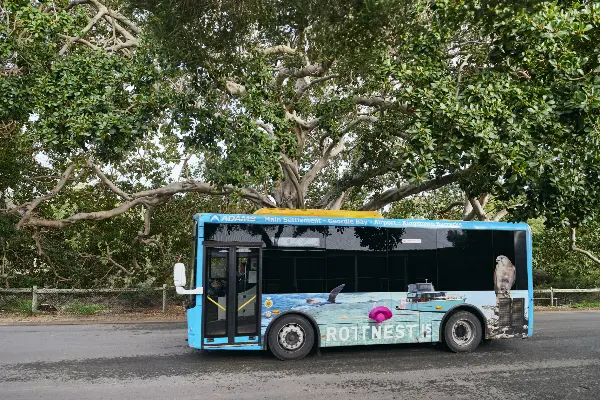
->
296;255;326;293
204;223;263;243
204;224;327;248
494;230;528;291
388;227;437;250
262;249;327;294
388;253;407;291
357;254;389;292
388;228;437;291
326;226;388;292
262;250;296;294
437;229;494;291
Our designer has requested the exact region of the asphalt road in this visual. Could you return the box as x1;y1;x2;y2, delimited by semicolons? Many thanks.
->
1;311;599;400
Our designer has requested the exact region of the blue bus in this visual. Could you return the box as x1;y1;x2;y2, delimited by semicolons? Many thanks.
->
173;209;533;360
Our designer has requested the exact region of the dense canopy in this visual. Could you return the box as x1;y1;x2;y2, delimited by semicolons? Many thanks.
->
1;0;599;287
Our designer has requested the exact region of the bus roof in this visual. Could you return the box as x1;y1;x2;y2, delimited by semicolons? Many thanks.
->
196;212;530;232
253;208;383;219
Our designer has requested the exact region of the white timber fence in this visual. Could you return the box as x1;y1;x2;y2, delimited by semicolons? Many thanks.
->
533;288;600;307
0;285;180;314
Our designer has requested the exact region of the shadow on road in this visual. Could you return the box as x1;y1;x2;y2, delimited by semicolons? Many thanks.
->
193;339;516;363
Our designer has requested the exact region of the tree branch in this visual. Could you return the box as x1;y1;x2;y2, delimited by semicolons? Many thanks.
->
293;74;338;100
285;110;319;130
280;155;304;208
327;191;347;210
32;230;71;282
66;0;91;10
316;159;403;208
138;205;154;238
354;96;412;114
259;45;296;55
276;63;330;85
255;121;274;136
440;201;464;215
105;244;134;276
59;9;106;55
58;34;100;51
492;209;509;221
570;228;600;265
301;115;377;193
360;170;469;210
469;196;490;221
456;54;471;99
18;179;276;229
225;80;247;95
462;194;473;220
87;159;131;200
464;194;489;221
61;0;140;55
15;164;77;229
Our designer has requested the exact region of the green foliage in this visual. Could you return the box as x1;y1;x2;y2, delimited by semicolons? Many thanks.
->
1;298;33;315
2;0;600;289
64;302;106;315
532;220;600;288
571;301;600;309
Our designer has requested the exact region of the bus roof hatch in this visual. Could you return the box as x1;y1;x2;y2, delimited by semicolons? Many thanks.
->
253;208;383;219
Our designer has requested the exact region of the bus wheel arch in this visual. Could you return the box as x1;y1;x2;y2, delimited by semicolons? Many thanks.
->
440;306;486;352
265;311;320;360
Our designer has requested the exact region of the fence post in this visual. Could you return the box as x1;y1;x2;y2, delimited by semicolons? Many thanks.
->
32;286;38;313
162;284;167;313
550;287;554;307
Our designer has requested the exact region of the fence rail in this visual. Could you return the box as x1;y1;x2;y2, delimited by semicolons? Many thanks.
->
0;284;176;314
533;288;600;307
1;286;599;314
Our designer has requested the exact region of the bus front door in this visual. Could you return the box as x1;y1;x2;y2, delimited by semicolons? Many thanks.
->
204;245;261;347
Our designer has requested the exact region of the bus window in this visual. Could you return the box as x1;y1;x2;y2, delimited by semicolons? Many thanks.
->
437;229;494;291
326;226;388;293
262;250;296;294
388;228;437;291
296;254;326;293
205;247;229;337
235;247;259;336
493;230;528;290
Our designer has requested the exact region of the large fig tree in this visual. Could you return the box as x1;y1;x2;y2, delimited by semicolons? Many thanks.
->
2;0;600;271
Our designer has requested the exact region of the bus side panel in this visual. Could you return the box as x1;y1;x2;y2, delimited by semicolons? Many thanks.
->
260;290;530;348
527;228;534;337
186;222;204;350
187;302;203;349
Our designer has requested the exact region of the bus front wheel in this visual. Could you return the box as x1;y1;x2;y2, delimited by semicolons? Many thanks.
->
268;315;314;361
444;311;482;353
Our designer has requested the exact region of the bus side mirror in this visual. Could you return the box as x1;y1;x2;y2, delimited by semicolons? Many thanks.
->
174;263;187;288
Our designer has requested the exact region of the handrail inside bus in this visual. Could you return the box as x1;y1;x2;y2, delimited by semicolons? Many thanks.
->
253;208;383;219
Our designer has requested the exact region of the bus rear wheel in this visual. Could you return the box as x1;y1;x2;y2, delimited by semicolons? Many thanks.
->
268;315;314;361
444;311;482;353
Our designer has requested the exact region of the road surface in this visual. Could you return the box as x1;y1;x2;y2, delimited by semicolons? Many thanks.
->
1;311;599;399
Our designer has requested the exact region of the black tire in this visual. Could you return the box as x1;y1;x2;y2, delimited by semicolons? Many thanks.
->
268;314;315;361
443;311;482;353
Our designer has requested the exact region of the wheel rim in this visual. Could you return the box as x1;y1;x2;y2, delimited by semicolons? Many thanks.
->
451;319;476;347
277;323;305;351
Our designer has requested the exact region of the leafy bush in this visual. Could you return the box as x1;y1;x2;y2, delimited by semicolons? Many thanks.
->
572;302;600;309
1;298;33;315
64;302;106;315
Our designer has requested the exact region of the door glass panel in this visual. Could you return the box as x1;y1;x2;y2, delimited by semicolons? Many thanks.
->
236;247;259;335
205;247;229;337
